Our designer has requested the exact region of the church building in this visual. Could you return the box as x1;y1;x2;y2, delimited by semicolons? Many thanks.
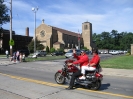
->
36;20;96;51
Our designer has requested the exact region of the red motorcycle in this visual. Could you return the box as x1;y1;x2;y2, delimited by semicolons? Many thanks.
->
55;59;103;90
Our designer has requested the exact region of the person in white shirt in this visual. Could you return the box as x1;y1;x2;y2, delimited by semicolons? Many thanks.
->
5;50;9;58
16;50;20;62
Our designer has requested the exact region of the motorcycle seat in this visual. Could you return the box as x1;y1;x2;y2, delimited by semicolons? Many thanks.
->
85;70;96;74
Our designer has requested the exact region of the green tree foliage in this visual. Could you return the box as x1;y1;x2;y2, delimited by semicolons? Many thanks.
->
36;40;44;50
92;30;133;50
81;46;89;51
57;48;64;52
28;38;44;53
46;46;49;53
50;47;55;53
0;0;10;26
28;40;34;53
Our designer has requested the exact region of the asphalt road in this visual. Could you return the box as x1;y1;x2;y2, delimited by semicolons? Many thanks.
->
0;57;133;99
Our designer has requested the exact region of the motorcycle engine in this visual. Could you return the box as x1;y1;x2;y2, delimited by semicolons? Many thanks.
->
86;73;96;81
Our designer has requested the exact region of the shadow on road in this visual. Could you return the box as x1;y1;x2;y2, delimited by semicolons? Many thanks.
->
100;83;111;90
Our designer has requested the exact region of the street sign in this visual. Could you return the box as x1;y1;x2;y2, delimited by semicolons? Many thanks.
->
9;39;14;46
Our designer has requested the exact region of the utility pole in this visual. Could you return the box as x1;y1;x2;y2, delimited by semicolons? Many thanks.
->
78;30;80;50
10;0;12;56
32;7;38;53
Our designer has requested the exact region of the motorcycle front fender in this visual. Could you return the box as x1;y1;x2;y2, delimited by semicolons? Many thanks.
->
57;70;63;73
56;69;67;77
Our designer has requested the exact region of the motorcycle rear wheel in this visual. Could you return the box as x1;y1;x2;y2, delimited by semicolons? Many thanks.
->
55;72;65;84
90;80;101;90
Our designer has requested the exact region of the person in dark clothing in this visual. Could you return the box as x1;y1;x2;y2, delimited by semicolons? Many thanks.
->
13;51;16;62
66;49;89;90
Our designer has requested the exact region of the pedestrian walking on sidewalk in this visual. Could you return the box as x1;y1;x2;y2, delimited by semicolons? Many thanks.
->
13;51;16;62
16;50;20;62
19;52;23;62
5;50;9;58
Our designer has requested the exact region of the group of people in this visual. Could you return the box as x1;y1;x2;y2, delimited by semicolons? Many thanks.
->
10;50;25;62
66;49;100;90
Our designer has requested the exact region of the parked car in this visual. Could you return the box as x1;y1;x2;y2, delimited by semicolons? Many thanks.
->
34;50;47;57
81;50;91;55
109;50;119;55
51;51;64;56
85;50;90;55
65;49;81;58
19;49;30;57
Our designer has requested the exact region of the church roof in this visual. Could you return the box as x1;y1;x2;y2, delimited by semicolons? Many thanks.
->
51;26;82;38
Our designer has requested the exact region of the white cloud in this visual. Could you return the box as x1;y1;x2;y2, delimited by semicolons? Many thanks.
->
2;0;133;37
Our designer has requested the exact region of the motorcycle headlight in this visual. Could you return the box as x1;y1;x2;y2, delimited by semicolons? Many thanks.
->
63;63;66;67
64;63;67;67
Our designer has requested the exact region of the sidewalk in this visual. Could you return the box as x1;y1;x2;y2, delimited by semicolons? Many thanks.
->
0;58;133;78
101;68;133;78
0;61;16;66
0;58;16;66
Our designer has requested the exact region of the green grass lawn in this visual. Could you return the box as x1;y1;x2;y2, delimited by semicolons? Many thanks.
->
100;55;133;69
0;54;6;57
26;55;133;69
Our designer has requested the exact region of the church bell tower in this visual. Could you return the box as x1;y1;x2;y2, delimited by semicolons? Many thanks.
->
82;21;92;51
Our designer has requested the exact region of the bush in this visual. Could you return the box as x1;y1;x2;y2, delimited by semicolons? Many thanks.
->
126;53;130;56
50;48;55;53
81;46;89;51
57;48;64;52
46;46;50;53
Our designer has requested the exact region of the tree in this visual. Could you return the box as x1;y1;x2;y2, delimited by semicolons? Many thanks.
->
57;48;64;52
93;30;133;50
111;30;118;48
46;46;49;53
50;47;55;53
36;40;44;50
100;32;111;49
0;0;10;26
0;27;3;39
28;40;34;53
28;38;45;53
81;46;89;51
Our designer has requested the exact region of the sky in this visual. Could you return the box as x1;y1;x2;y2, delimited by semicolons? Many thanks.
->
2;0;133;36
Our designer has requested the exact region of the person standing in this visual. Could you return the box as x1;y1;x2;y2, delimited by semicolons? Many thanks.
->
5;50;9;58
16;50;20;62
13;51;16;62
66;49;89;90
22;53;25;62
19;53;23;62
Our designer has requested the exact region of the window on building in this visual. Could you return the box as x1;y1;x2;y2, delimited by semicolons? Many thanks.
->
40;30;45;37
84;25;88;30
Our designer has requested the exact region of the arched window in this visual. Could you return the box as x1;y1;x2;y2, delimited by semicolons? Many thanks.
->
40;30;45;37
84;25;88;30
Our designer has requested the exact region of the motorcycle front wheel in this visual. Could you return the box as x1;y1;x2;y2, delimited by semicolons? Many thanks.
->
55;72;65;84
90;80;101;90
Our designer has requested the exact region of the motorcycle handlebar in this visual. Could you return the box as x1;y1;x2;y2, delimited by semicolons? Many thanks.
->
67;63;73;66
66;63;78;67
